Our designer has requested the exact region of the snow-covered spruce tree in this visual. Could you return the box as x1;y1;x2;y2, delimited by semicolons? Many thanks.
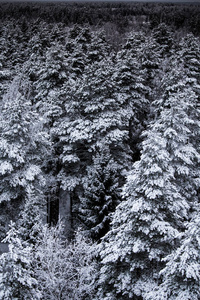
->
0;187;45;300
0;76;49;239
0;222;39;300
17;187;46;244
98;67;200;299
34;224;97;300
53;51;141;234
147;213;200;300
0;52;12;102
30;41;68;124
153;55;200;201
112;31;150;160
31;27;111;230
65;26;111;79
87;29;111;64
53;31;150;238
98;132;181;300
143;65;200;300
25;38;71;228
139;34;161;94
0;21;19;70
79;145;121;241
152;23;174;58
177;34;200;84
65;25;92;80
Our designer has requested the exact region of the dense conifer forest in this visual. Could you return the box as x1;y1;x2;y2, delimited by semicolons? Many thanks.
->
0;1;199;299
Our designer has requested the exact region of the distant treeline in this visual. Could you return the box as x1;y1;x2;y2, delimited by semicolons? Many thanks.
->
0;1;200;35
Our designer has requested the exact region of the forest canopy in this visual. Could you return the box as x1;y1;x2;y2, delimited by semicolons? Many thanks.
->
0;1;199;299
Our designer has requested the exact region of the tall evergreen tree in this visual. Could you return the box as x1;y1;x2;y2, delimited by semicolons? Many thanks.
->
98;66;200;299
31;42;68;123
0;222;40;300
0;77;50;239
178;34;200;84
148;213;200;300
0;53;12;102
52;57;121;232
113;31;150;160
0;187;44;300
52;30;150;237
152;23;174;58
65;25;93;79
